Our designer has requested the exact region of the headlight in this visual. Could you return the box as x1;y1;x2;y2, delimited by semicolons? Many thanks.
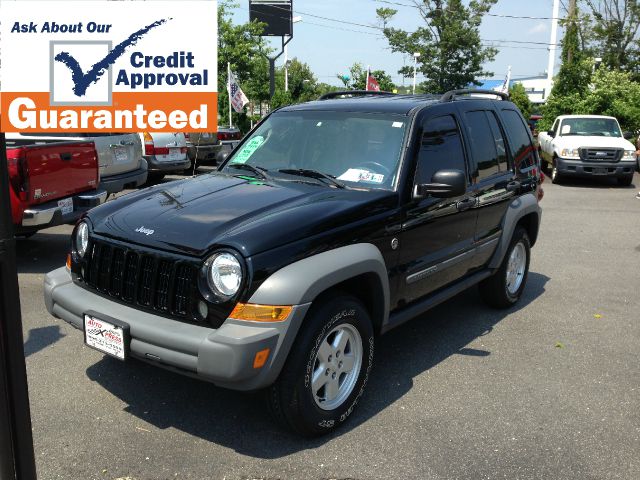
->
205;252;243;299
622;150;636;161
560;148;580;159
75;221;89;258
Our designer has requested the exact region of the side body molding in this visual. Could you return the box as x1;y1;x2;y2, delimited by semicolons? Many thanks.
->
488;192;541;269
249;243;390;323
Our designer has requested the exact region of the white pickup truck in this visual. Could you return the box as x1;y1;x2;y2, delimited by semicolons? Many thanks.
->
538;115;637;185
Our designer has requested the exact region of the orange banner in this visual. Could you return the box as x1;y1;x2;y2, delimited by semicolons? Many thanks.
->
0;91;218;133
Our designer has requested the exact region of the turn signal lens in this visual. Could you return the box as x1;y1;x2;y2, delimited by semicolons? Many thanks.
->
253;348;270;369
229;303;292;322
66;254;71;270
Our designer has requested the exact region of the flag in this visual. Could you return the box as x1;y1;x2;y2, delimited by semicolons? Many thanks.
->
228;70;249;113
499;65;512;94
366;66;380;92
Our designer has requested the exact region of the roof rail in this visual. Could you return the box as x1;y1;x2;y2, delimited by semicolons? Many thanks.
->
318;90;394;100
440;89;510;102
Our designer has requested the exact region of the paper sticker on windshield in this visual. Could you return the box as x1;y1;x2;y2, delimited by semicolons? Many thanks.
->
561;124;571;134
392;122;404;128
231;136;265;164
338;168;384;184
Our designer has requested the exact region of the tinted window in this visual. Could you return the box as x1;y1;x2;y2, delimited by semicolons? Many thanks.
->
486;111;508;171
415;115;466;185
501;109;537;174
464;110;502;180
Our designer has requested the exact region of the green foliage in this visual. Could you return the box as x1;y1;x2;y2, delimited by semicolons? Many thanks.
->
509;83;533;119
377;0;498;93
336;63;397;92
582;0;640;75
276;58;320;103
270;89;293;110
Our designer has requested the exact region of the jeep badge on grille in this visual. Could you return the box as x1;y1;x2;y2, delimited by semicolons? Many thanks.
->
135;226;155;236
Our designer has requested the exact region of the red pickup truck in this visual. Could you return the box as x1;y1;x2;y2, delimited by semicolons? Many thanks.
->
5;134;107;236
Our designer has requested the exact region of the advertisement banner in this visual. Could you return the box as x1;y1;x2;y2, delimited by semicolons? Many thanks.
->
0;0;218;132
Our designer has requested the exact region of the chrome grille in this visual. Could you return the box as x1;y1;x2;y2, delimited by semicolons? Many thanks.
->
579;148;623;162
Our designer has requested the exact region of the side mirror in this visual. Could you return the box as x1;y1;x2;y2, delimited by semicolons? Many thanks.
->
547;130;555;137
623;131;634;140
414;169;466;199
215;150;230;165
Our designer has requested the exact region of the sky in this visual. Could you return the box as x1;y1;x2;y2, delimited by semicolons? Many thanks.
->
231;0;565;87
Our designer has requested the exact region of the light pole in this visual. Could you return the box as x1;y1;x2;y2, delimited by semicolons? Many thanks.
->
412;52;420;94
285;16;302;93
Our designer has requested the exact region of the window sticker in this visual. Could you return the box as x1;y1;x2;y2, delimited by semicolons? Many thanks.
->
316;122;323;127
561;124;571;134
231;136;265;164
338;168;385;184
392;121;404;128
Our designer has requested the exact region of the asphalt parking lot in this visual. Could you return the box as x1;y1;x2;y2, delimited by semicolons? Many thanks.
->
17;171;640;480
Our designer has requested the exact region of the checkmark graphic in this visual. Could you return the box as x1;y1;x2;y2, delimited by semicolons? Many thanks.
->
54;18;170;97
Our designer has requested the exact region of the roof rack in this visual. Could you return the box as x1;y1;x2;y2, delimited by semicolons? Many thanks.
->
440;89;510;102
318;90;394;100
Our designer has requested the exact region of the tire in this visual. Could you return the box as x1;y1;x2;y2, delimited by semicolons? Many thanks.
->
479;226;531;309
145;173;165;184
266;294;375;436
551;159;563;184
617;175;633;187
15;232;36;239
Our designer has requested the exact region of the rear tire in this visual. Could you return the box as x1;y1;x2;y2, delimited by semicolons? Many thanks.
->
266;294;374;436
479;226;531;309
617;175;633;187
146;173;165;184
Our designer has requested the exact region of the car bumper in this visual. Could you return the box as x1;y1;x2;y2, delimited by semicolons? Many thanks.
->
186;143;223;164
100;159;148;193
144;155;191;173
43;267;309;391
18;188;108;232
555;158;636;178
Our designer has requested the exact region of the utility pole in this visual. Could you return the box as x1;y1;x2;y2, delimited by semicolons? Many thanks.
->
546;0;561;99
0;132;38;480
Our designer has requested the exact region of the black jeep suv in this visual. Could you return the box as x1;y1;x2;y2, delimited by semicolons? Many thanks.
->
44;89;542;436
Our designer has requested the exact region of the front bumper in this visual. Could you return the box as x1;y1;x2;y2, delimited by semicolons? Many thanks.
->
19;188;107;232
144;155;191;173
43;267;309;391
555;157;636;178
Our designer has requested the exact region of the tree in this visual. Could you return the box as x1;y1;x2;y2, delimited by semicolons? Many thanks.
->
582;0;640;74
217;1;271;131
509;83;533;120
336;63;396;92
277;58;319;103
377;0;498;93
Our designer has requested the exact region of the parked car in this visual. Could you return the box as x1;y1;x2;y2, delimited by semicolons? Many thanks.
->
139;132;190;181
185;126;242;167
13;133;147;194
538;115;637;185
44;89;542;436
5;134;107;236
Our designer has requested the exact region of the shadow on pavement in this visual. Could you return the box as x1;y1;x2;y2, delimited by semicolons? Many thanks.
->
15;231;70;274
23;325;65;357
86;271;550;458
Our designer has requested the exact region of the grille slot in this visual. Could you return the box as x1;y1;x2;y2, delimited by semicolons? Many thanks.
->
82;239;199;321
579;148;623;162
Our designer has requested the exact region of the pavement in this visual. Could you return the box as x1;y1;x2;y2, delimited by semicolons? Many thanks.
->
17;171;640;480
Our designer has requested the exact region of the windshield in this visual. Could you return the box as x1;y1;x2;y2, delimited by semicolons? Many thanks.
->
221;111;408;190
559;118;622;137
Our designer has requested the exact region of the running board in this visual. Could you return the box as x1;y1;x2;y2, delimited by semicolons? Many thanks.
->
382;270;494;334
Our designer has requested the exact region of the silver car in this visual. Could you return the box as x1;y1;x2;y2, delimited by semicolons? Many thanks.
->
16;133;147;194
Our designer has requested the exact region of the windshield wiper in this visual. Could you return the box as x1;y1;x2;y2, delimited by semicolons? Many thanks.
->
227;163;270;180
278;169;346;189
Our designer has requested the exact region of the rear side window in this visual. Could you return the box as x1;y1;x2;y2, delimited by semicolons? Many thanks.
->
464;110;507;181
415;115;466;185
501;109;537;174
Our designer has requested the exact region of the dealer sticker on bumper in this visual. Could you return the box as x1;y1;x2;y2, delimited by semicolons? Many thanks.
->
84;313;128;360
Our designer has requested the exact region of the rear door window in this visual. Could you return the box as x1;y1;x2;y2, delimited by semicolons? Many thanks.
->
463;110;505;181
500;109;537;175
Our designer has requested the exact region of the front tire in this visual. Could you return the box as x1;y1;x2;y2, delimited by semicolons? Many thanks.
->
479;226;531;308
551;159;563;184
266;294;375;436
617;175;633;187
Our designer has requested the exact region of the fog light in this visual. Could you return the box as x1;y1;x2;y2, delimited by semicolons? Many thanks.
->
197;300;208;319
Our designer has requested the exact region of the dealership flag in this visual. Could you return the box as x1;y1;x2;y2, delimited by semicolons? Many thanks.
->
366;66;381;92
499;65;512;94
228;67;249;113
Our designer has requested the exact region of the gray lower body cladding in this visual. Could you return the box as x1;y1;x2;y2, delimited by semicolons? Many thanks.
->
44;267;309;391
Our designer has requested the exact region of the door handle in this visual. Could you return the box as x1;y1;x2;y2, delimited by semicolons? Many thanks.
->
120;140;135;146
456;197;476;211
505;180;521;192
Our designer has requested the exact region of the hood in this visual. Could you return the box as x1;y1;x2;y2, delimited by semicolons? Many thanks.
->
557;135;635;151
89;172;396;257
